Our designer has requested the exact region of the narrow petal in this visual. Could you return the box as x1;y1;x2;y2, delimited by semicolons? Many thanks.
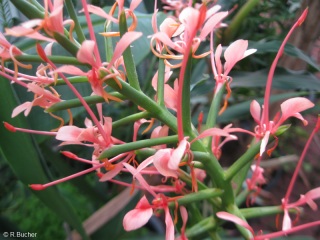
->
224;40;249;75
77;40;97;67
54;65;87;76
216;212;255;235
278;97;314;126
250;100;261;124
12;102;32;117
123;206;153;231
168;138;188;170
85;4;118;22
282;210;292;231
108;32;142;69
164;206;175;240
260;131;270;156
153;149;178;178
99;163;124;182
199;11;228;40
56;126;83;142
130;0;142;11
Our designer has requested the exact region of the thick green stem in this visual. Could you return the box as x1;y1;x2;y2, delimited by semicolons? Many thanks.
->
98;136;179;159
53;32;79;57
112;112;152;129
10;0;44;19
13;55;84;66
185;216;216;238
224;141;261;182
65;0;86;43
119;11;141;91
205;85;225;150
168;188;223;207
156;56;166;107
46;93;124;112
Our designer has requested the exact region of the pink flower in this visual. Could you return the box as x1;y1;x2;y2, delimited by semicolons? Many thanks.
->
250;97;314;156
5;0;72;41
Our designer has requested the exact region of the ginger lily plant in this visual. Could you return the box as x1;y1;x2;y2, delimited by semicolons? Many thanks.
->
1;0;319;239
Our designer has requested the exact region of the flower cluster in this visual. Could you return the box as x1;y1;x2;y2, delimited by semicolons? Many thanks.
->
1;0;319;239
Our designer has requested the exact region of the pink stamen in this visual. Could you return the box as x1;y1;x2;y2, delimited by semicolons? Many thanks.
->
3;122;57;135
30;163;105;190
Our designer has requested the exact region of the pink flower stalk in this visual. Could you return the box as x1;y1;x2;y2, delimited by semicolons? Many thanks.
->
250;9;313;156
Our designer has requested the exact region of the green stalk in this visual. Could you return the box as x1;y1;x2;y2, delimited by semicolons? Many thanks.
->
224;141;261;182
156;56;166;107
10;0;44;19
119;11;141;91
185;216;216;238
53;32;79;57
104;21;114;63
53;76;88;85
14;55;84;66
180;54;193;138
46;93;124;112
64;0;86;43
205;86;225;150
112;112;152;129
168;188;223;207
223;0;260;44
98;136;179;159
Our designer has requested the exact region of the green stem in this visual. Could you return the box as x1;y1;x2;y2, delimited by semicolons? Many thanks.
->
205;85;225;150
13;55;84;66
119;11;141;91
156;56;166;107
224;141;261;182
98;135;179;159
53;76;88;86
223;0;260;44
46;93;124;112
168;188;223;207
112;112;152;129
65;0;86;43
53;32;79;57
185;216;216;238
10;0;44;19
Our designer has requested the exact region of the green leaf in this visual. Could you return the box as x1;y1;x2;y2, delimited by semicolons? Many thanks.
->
231;68;320;90
250;40;320;71
0;78;88;239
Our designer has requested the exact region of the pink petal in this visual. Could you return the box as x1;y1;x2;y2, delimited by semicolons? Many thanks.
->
224;40;249;75
260;131;270;156
159;18;180;38
130;0;142;11
191;127;230;143
12;102;33;117
99;163;124;182
179;7;199;38
54;65;87;76
216;212;255;235
250;100;261;124
108;32;142;70
279;97;314;125
77;40;97;67
199;11;228;40
164;206;175;240
86;4;118;23
282;210;292;231
123;163;157;197
153;149;178;178
123;203;153;231
56;126;83;142
214;44;223;76
152;32;184;53
168;138;188;170
164;84;178;111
